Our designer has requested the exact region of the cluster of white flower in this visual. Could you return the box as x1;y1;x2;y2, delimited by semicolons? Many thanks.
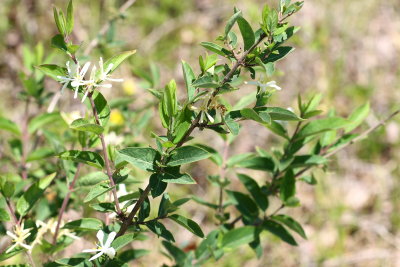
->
6;221;33;253
57;57;123;103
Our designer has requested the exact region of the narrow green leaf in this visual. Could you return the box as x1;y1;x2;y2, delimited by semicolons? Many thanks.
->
83;91;110;127
149;173;167;198
58;150;105;169
263;220;298;245
182;61;196;101
146;221;175;242
112;233;136;250
84;183;114;203
36;64;67;81
162;241;187;266
51;34;68;52
168;214;204;238
237;17;255;51
0;117;21;136
296;117;349;139
63;218;103;231
280;169;295;202
0;208;10;222
225;10;242;37
70;118;104;135
192;76;220;88
222;226;256;249
16;172;56;216
28;112;63;133
161;169;196;184
344;102;370;133
200;42;231;57
53;7;65;36
226;190;259;218
237;174;268;211
66;0;74;34
115;147;160;171
271;214;307;239
96;50;136;80
118;249;150;262
166;146;210;167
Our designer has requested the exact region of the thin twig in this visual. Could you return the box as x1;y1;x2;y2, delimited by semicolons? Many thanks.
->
218;140;229;216
20;100;30;180
52;164;82;245
88;94;121;214
84;0;137;55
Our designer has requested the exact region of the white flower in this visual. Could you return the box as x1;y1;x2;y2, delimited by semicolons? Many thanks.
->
57;61;92;99
6;221;33;253
83;230;116;261
189;91;219;124
245;80;282;91
98;57;123;85
34;218;79;245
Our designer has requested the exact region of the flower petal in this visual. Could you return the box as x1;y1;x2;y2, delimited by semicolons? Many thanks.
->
105;247;116;259
80;62;91;77
83;248;101;253
96;230;105;246
105;232;116;248
89;251;104;261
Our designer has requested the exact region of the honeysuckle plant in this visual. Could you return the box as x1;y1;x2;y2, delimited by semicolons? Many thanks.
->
0;0;399;266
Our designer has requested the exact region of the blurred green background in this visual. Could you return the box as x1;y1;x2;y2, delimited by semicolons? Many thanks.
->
0;0;399;266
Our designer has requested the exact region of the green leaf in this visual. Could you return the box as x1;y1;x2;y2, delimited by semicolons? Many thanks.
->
51;34;67;52
84;91;110;127
193;144;223;166
66;0;74;34
291;155;327;168
296;117;349;139
0;248;24;261
200;42;231;57
280;169;295;203
226;190;259;218
182;61;196;101
192;76;220;88
158;193;172;217
115;147;160;171
36;64;67;81
58;150;105;169
138;190;150;221
146;221;175;242
256;107;302;121
149;173;167;198
161;169;196;184
84;183;114;203
0;208;10;222
265;46;295;63
271;214;307;239
162;241;187;266
16;172;56;216
70;118;104;135
166;146;210;167
222;226;256;249
234;155;275;172
237;174;268;211
28;112;63;133
53;7;66;36
225;10;242;37
264;121;289;139
168;214;204;238
26;147;54;162
240;108;264;123
90;202;115;213
263;220;298;245
344;102;370;133
112;233;136;250
237;17;255;51
118;249;150;262
1;180;15;198
76;171;108;187
96;50;136;80
0;117;21;136
63;218;103;231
